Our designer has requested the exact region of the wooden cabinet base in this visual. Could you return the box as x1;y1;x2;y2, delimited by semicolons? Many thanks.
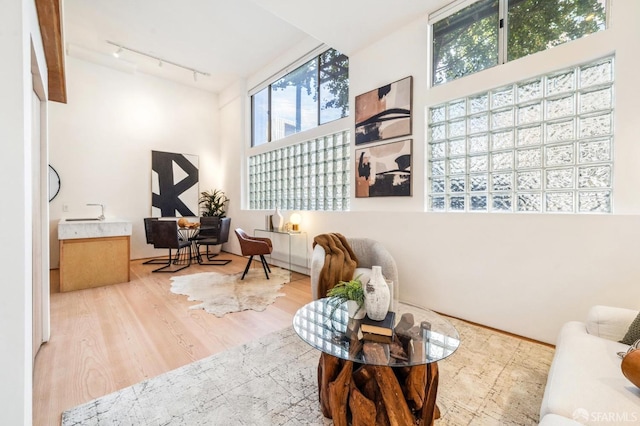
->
59;236;130;292
317;350;440;426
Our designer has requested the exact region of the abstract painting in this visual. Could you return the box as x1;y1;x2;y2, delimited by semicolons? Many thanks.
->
151;150;199;217
355;76;412;145
355;139;411;197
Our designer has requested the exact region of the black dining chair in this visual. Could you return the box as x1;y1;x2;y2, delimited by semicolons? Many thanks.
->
151;220;192;273
195;217;232;265
142;218;171;264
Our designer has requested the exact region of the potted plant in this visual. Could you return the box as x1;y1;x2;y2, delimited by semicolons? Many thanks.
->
199;189;229;217
327;277;366;319
197;189;231;258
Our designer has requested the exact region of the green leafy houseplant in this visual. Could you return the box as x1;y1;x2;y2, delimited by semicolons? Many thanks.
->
199;189;229;217
327;277;365;319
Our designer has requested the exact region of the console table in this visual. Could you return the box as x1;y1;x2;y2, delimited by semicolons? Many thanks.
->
254;229;308;274
293;299;460;425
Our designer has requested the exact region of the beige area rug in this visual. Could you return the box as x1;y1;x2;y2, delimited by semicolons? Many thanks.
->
169;267;290;317
62;317;554;425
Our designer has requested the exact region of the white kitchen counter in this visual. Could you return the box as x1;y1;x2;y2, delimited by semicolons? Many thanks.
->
57;218;133;292
58;218;132;240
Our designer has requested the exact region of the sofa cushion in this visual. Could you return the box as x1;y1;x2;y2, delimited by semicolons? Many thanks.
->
540;321;640;424
586;305;639;342
621;312;640;345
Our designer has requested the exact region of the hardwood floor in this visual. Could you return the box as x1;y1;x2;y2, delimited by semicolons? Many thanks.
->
33;253;313;426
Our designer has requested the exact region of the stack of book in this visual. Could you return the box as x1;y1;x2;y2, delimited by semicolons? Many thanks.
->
361;311;395;343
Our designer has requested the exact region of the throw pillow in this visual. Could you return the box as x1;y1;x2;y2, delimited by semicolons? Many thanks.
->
620;312;640;345
622;349;640;388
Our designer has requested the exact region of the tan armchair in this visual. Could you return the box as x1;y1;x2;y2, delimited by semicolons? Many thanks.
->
235;228;273;280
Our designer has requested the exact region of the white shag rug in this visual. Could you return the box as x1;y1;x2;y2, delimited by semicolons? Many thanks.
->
169;267;290;317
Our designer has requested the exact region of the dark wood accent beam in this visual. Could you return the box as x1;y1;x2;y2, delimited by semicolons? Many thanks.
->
35;0;67;103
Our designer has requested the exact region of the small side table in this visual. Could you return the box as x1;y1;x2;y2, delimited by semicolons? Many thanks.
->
293;299;460;425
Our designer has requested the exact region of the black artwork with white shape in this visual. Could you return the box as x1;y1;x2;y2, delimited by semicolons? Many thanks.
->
151;150;199;217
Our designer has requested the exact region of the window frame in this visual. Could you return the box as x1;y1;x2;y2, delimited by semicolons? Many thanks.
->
429;0;609;87
250;47;349;147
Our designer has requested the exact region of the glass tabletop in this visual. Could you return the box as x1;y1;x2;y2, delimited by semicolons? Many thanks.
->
293;298;460;367
254;228;304;235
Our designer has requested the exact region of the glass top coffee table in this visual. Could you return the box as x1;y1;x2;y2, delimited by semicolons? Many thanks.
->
293;298;460;425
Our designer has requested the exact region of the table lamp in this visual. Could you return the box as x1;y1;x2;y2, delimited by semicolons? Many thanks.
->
290;213;302;231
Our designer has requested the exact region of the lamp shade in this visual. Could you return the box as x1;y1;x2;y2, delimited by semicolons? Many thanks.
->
290;213;302;231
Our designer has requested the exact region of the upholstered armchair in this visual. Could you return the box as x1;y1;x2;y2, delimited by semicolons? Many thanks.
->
310;237;399;300
235;228;273;280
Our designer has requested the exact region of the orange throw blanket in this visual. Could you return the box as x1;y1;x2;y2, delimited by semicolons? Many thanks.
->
313;233;358;299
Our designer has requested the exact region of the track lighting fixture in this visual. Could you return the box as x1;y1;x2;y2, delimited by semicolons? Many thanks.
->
106;40;209;82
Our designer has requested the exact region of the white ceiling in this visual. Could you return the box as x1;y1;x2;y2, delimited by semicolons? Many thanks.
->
62;0;452;93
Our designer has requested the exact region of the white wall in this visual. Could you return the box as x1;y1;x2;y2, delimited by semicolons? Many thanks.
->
0;0;48;423
221;0;640;344
49;57;220;265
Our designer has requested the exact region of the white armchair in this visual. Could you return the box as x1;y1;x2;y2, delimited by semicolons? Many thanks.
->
310;237;399;300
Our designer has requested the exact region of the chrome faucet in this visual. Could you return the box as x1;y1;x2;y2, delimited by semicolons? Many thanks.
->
87;203;105;220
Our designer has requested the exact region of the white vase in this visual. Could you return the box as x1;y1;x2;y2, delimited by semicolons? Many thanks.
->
364;266;391;321
346;300;366;319
273;206;283;231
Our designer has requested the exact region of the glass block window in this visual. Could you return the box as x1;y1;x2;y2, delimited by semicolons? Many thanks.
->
249;130;350;211
428;56;614;213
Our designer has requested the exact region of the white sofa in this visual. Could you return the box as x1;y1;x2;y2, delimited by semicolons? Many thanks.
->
539;305;640;425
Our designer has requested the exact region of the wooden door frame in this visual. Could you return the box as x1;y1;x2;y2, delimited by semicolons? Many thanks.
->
35;0;66;104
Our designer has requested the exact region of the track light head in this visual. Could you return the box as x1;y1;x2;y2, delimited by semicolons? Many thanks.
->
193;71;198;82
113;46;123;58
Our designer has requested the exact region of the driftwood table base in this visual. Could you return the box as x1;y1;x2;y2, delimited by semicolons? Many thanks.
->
294;300;459;426
317;349;440;426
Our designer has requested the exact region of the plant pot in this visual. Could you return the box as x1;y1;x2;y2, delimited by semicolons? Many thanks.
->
207;244;222;255
347;300;366;319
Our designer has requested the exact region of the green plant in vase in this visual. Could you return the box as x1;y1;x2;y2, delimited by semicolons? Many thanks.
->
327;276;365;319
199;189;229;217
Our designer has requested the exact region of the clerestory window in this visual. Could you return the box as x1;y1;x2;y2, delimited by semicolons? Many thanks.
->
251;48;349;146
431;0;607;86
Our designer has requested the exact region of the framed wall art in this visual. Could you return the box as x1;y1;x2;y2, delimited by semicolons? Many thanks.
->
355;139;412;197
355;76;412;145
151;150;199;217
